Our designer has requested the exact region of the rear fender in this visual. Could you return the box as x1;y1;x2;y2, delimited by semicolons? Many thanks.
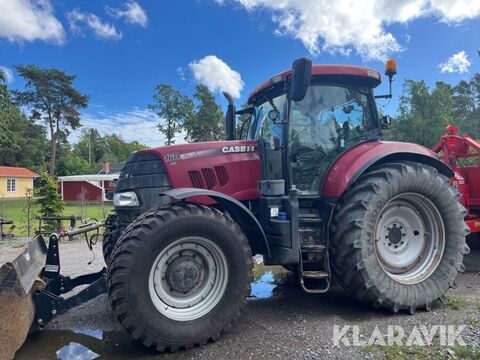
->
322;141;454;201
161;188;269;256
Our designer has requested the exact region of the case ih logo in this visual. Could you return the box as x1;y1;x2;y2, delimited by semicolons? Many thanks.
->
221;145;256;153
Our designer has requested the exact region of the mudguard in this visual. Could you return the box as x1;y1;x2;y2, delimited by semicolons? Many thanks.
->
322;141;454;201
161;188;269;256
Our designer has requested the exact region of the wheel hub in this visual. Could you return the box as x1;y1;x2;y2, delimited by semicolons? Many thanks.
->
148;237;229;321
374;193;445;284
165;255;203;293
387;225;403;245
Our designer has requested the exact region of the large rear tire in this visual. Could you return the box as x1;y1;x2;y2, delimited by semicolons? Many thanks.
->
107;204;253;352
330;162;470;313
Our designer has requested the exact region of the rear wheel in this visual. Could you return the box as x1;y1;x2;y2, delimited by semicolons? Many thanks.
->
107;204;253;351
331;162;470;312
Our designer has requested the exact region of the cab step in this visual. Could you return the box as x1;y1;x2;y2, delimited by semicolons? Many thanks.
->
301;244;326;252
302;270;329;279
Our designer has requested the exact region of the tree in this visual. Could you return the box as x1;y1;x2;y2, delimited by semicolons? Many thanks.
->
74;128;107;164
56;153;99;176
14;65;89;175
23;188;36;237
0;72;48;170
38;171;64;217
185;85;225;142
384;80;454;148
148;84;194;145
103;133;146;162
452;75;480;138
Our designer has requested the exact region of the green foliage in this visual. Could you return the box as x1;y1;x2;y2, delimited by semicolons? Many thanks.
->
73;128;106;164
1;198;112;236
14;64;89;174
452;74;480;138
103;133;146;162
384;80;453;148
445;296;467;310
67;128;146;174
149;84;195;145
185;85;225;142
0;75;48;170
56;153;99;176
38;172;64;216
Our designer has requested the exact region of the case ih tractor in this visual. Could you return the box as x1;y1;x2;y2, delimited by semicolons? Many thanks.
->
0;58;470;356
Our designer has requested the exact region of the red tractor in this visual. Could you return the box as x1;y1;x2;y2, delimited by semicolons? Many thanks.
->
0;58;470;356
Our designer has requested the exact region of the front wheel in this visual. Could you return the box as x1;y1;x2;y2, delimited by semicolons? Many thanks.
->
107;204;253;352
331;162;470;313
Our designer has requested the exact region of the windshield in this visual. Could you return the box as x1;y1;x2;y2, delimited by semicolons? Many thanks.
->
289;84;377;195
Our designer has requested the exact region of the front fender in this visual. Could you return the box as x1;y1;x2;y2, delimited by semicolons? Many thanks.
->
321;141;454;200
161;188;269;256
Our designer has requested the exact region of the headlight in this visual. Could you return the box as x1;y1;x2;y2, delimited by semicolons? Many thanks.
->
114;191;140;207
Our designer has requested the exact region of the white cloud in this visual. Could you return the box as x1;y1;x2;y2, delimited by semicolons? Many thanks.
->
70;108;186;147
68;9;122;41
106;1;148;27
0;0;64;44
189;55;244;98
176;66;186;81
0;66;14;83
219;0;480;61
439;51;471;74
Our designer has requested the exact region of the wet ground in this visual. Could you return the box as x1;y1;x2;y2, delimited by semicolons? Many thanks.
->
1;239;480;359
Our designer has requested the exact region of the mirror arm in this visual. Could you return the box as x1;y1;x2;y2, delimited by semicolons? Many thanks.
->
374;75;394;99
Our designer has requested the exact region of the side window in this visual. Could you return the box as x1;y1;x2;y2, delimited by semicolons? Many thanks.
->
255;94;287;144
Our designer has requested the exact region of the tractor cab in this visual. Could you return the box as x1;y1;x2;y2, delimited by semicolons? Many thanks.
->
234;60;390;196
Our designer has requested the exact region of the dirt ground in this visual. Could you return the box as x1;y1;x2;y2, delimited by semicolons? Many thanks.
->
1;238;479;360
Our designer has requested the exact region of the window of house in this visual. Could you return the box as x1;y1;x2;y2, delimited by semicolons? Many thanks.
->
6;178;16;192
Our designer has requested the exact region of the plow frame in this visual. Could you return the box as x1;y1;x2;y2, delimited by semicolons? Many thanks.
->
33;233;107;330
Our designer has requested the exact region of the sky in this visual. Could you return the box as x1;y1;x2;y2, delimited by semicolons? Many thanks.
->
0;0;479;147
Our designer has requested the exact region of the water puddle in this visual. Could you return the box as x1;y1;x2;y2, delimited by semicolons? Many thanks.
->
15;259;293;359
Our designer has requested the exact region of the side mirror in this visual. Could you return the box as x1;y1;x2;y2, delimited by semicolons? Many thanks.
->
289;58;312;102
381;115;391;129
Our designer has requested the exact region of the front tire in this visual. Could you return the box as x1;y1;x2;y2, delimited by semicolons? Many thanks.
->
107;204;253;351
331;162;470;313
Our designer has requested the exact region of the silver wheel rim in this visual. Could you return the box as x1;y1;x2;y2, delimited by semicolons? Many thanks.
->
374;193;445;284
148;237;228;321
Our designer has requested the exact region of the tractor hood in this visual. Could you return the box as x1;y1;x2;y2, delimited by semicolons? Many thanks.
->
140;140;262;201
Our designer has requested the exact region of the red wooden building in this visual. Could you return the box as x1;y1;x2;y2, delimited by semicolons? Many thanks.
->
58;174;119;203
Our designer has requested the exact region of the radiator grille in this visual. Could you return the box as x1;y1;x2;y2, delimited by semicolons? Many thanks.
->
215;166;229;186
201;168;217;189
188;170;205;188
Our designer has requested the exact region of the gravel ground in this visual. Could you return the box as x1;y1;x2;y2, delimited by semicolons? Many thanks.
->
1;238;479;360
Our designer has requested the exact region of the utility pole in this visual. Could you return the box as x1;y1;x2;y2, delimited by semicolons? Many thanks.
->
88;129;92;165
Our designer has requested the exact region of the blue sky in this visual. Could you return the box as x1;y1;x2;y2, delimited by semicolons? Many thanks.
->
0;0;479;146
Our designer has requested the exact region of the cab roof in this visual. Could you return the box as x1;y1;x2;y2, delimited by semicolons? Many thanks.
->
248;64;382;104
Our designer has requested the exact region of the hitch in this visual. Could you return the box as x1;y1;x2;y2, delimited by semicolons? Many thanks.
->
33;233;107;330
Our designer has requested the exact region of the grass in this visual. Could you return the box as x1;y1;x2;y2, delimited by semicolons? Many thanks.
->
476;300;480;311
363;344;444;360
445;296;468;310
0;198;113;237
450;346;480;359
